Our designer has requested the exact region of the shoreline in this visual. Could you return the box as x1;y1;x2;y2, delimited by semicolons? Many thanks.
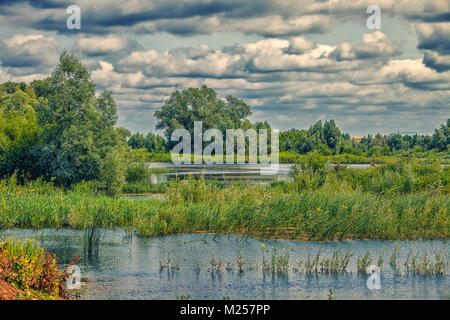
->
2;227;449;242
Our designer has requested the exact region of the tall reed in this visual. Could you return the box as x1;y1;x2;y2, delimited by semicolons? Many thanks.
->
0;165;448;241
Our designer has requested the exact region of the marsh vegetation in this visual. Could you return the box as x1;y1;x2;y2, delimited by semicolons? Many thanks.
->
0;159;448;241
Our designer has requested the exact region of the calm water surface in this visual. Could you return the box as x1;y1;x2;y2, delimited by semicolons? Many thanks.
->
1;229;448;300
145;163;392;185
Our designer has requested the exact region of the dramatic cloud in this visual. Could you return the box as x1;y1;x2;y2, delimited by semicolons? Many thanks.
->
330;31;403;60
75;35;129;56
423;50;450;72
414;22;450;73
0;0;448;36
393;0;450;22
0;0;448;135
0;34;59;75
415;23;450;54
381;59;450;90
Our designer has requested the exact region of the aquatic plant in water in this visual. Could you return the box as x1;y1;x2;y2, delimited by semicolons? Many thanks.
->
357;251;372;274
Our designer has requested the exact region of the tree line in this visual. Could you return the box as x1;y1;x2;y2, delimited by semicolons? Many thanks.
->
277;119;449;157
0;52;448;195
129;86;449;157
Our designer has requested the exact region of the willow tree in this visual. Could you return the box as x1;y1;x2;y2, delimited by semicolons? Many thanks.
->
31;51;126;194
154;85;253;149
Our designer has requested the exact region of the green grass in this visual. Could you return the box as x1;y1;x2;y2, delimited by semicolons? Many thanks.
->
132;150;448;165
122;182;169;194
279;152;401;164
0;179;448;241
0;161;448;241
291;160;449;194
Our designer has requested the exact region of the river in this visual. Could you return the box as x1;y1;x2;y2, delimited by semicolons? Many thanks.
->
1;229;448;300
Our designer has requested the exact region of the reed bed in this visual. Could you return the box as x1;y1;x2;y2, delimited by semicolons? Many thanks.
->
175;246;447;276
0;160;448;241
0;178;448;241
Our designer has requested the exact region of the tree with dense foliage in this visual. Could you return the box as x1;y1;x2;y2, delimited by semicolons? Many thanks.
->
155;85;255;148
430;119;449;152
323;119;344;151
128;132;168;153
279;119;450;157
29;51;127;193
0;83;41;180
280;120;349;155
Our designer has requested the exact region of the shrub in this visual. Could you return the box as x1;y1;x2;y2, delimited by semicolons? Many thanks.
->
125;164;149;183
0;239;68;299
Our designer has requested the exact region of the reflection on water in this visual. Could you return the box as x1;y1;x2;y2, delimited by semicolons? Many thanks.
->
148;163;294;185
0;229;448;300
145;163;384;185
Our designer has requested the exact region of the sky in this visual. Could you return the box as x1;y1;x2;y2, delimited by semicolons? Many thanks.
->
0;0;449;136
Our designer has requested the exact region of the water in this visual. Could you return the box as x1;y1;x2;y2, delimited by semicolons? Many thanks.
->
145;162;447;185
147;163;372;170
1;229;448;300
147;163;294;185
145;163;374;185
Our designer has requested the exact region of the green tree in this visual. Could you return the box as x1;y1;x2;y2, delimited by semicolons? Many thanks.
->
430;119;449;152
154;85;252;148
0;84;41;180
323;119;342;152
128;132;168;153
128;133;146;150
387;134;404;151
280;129;311;154
308;120;325;149
31;51;126;193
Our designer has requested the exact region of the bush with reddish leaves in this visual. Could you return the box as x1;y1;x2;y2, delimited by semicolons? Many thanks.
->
0;239;68;299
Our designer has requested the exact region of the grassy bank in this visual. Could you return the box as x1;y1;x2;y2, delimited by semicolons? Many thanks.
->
122;182;169;194
0;161;448;240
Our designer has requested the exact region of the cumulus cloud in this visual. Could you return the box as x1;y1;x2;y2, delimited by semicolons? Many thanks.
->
115;38;338;78
415;22;450;54
393;0;450;22
115;33;402;80
226;15;332;37
414;22;450;72
75;35;129;56
423;50;450;72
0;0;332;37
0;34;59;75
0;67;11;83
286;36;317;54
0;0;448;38
0;65;47;83
330;31;403;61
381;58;450;90
308;0;449;23
0;1;448;135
